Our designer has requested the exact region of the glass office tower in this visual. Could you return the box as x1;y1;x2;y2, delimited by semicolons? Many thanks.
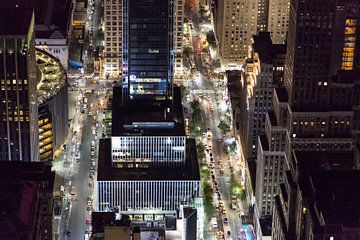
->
122;0;174;102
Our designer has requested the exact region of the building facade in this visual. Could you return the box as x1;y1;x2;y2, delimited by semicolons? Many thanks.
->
257;0;269;32
215;0;258;67
104;0;183;80
0;10;39;162
174;0;185;78
122;0;174;101
255;0;360;219
36;49;68;161
103;0;122;78
267;0;290;44
97;180;199;212
244;32;285;161
111;136;186;168
272;151;360;240
35;32;69;70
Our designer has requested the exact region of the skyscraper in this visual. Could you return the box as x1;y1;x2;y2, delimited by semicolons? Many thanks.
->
257;0;269;32
122;0;174;102
0;9;39;161
267;0;290;44
96;0;200;216
103;0;122;78
255;0;360;218
215;0;258;66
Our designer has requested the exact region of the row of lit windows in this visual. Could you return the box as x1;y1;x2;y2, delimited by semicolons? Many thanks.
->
2;116;29;121
1;79;28;84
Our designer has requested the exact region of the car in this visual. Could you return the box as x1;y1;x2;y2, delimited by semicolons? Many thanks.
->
219;169;224;174
215;187;219;192
86;206;92;211
210;157;214;162
203;132;207;137
70;186;76;195
219;161;223;165
227;231;231;235
214;181;218;186
66;230;71;236
87;200;92;206
209;153;213;157
209;163;214;169
85;219;91;225
211;174;215;180
217;138;221;142
224;218;228;224
207;128;211;131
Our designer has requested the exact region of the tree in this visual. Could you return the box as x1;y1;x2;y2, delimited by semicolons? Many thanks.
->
180;84;189;98
183;46;193;58
184;0;199;16
196;143;206;161
218;120;231;134
203;182;216;217
191;100;202;124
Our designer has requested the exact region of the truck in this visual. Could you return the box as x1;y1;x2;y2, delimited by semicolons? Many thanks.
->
211;217;218;228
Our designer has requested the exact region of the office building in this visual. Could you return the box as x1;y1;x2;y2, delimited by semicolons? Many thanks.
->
1;0;73;69
97;0;200;223
0;9;39;162
91;212;169;240
257;0;269;32
122;0;174;101
181;207;197;240
267;0;290;44
255;0;360;219
215;0;258;67
0;161;55;240
36;49;68;161
104;0;184;79
174;0;185;78
103;0;122;78
244;32;286;161
97;138;199;213
96;87;200;214
273;151;360;239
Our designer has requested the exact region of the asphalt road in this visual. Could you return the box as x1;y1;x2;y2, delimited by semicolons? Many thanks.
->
186;5;247;240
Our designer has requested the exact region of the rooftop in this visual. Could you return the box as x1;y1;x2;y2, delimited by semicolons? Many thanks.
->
112;86;185;136
0;161;54;239
307;171;360;229
36;48;67;104
253;32;286;64
0;8;33;36
274;87;288;103
0;0;72;38
294;150;357;172
97;138;200;181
